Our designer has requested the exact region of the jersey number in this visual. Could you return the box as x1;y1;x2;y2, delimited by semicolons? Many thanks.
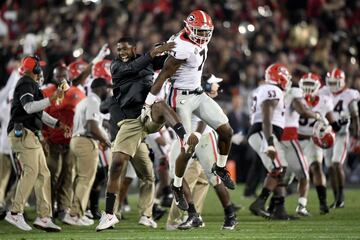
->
334;100;343;114
299;118;317;127
198;49;206;71
268;90;276;98
251;96;257;113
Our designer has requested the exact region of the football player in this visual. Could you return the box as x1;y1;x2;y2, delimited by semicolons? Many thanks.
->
279;74;325;216
248;63;293;219
142;10;234;211
319;68;360;208
298;73;340;214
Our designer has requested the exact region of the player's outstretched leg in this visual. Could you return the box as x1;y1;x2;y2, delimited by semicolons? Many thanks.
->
212;123;235;190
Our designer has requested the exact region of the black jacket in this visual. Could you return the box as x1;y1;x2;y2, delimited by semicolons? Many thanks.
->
8;76;44;133
110;53;166;120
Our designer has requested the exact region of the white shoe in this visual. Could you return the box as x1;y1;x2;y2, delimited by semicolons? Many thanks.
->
139;216;157;228
296;204;311;216
85;210;94;219
80;215;94;225
62;213;92;226
96;212;119;231
33;217;61;232
122;204;131;213
5;212;32;231
166;223;179;231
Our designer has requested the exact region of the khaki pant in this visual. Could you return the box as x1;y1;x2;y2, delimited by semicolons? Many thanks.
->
70;136;98;216
167;160;209;225
0;153;11;205
8;129;52;217
46;143;75;212
114;143;155;217
130;143;155;217
112;118;162;157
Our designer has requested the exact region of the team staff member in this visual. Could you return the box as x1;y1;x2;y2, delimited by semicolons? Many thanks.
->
5;56;68;232
96;37;195;231
63;78;111;226
42;65;86;220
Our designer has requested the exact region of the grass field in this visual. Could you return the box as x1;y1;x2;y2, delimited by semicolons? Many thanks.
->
0;185;359;240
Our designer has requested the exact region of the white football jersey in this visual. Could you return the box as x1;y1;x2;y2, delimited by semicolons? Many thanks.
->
298;94;333;136
284;87;303;128
319;86;360;133
168;31;207;90
250;84;285;128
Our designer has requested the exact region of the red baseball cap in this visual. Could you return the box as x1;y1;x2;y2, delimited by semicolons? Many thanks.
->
19;56;46;75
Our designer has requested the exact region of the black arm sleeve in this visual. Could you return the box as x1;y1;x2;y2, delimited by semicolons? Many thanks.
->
331;121;341;132
19;83;36;106
110;53;152;79
152;55;168;71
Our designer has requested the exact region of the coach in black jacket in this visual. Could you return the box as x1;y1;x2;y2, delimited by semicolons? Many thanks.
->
96;37;184;230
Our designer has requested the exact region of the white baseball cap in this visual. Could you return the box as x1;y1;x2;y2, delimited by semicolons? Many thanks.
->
207;74;223;84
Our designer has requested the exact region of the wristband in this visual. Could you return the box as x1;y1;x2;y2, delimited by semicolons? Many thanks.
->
145;93;157;106
267;136;274;146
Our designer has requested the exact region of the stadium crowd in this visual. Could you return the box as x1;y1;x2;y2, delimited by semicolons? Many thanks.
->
0;0;360;233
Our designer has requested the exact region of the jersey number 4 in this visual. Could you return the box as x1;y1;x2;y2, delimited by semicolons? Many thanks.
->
334;100;343;114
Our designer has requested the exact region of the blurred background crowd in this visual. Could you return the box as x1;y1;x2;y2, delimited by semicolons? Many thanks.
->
1;0;360;188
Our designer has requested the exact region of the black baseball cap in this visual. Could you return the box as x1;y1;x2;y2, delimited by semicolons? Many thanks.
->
91;77;113;89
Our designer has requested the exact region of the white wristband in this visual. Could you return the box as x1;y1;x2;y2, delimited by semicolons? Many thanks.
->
193;131;202;140
145;92;157;106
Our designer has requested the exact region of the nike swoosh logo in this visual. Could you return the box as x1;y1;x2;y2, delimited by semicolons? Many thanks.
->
175;200;180;205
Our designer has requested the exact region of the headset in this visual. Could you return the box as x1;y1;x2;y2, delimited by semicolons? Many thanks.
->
31;55;41;74
23;55;41;74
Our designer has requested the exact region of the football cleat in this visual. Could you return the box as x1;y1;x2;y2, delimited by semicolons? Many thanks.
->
177;214;204;230
152;204;166;221
296;204;311;217
320;204;330;215
222;214;237;230
211;164;235;190
270;205;298;220
330;201;344;209
171;184;189;211
249;199;270;218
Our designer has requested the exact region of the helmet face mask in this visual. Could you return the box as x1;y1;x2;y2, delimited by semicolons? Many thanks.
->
326;68;346;93
184;10;214;46
299;73;321;97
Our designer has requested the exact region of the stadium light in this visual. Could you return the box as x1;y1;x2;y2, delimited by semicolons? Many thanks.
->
238;25;246;34
247;24;255;32
73;48;84;58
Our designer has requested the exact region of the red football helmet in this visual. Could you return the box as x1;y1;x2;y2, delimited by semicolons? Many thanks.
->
326;68;346;93
68;59;89;80
312;121;335;149
184;10;214;46
92;59;112;83
264;63;292;91
299;73;322;96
